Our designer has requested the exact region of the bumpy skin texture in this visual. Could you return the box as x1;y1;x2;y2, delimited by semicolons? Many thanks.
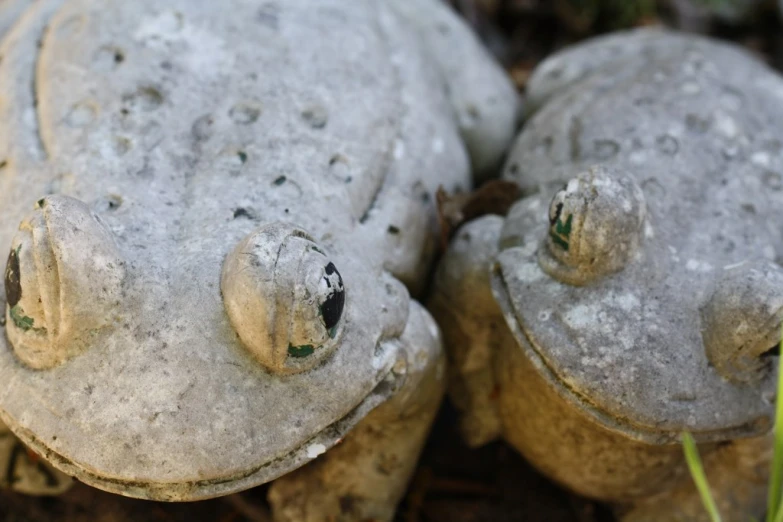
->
0;0;518;516
431;28;783;521
0;0;73;498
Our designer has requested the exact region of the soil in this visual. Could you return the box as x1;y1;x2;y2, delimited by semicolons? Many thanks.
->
2;1;782;521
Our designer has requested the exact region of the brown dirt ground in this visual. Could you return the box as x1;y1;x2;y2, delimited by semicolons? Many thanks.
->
2;1;782;521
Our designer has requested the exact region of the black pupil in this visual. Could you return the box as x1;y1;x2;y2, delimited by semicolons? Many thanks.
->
321;262;345;330
4;248;21;308
550;202;564;226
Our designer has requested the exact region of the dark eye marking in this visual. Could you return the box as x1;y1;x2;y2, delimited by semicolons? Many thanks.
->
549;213;573;252
4;246;22;308
320;262;345;333
550;202;564;226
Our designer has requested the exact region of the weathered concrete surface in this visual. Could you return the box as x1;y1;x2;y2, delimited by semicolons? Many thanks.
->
0;0;518;516
432;28;783;521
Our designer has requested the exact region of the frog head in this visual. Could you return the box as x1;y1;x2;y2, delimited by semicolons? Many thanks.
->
493;166;780;444
1;196;411;500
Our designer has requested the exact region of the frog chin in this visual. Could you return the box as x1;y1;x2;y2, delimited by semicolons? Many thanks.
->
490;274;694;445
1;340;400;501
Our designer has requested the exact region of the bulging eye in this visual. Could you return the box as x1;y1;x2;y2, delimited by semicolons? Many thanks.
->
702;263;783;384
221;223;346;374
3;196;125;369
320;262;346;336
538;166;646;285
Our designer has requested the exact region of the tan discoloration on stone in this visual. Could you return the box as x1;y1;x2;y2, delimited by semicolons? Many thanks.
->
0;0;517;518
431;29;783;520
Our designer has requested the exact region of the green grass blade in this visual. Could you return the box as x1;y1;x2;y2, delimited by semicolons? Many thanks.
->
683;431;722;522
774;503;783;522
767;330;783;522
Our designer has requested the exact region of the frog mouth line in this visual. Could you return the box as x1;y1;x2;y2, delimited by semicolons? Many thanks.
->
491;266;769;445
0;343;399;501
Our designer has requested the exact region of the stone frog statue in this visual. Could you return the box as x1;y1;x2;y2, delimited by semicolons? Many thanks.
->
0;0;518;519
0;0;73;498
430;28;783;521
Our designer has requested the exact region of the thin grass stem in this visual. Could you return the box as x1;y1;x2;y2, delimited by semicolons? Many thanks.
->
767;330;783;522
683;431;722;522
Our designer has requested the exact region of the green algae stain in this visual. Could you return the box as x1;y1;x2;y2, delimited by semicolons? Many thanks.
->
549;232;570;252
9;305;35;331
288;343;315;358
550;213;573;251
555;214;573;239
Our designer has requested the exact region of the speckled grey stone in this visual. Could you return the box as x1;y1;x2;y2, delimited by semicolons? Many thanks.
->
431;28;783;521
0;0;518;512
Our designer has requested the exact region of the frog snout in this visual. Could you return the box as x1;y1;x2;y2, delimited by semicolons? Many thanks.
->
3;196;125;369
702;263;783;384
221;222;346;374
537;165;647;286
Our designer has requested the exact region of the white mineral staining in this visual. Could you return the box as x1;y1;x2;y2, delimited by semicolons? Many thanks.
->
306;443;327;459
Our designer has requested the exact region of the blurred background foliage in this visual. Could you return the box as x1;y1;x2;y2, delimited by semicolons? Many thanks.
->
448;0;782;89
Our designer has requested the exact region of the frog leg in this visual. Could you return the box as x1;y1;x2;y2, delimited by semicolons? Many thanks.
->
428;215;505;447
619;433;771;522
267;300;445;522
385;0;520;181
0;420;72;495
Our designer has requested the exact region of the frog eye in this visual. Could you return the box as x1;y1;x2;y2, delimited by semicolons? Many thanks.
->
702;264;783;384
3;196;125;369
538;166;646;285
221;223;346;374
